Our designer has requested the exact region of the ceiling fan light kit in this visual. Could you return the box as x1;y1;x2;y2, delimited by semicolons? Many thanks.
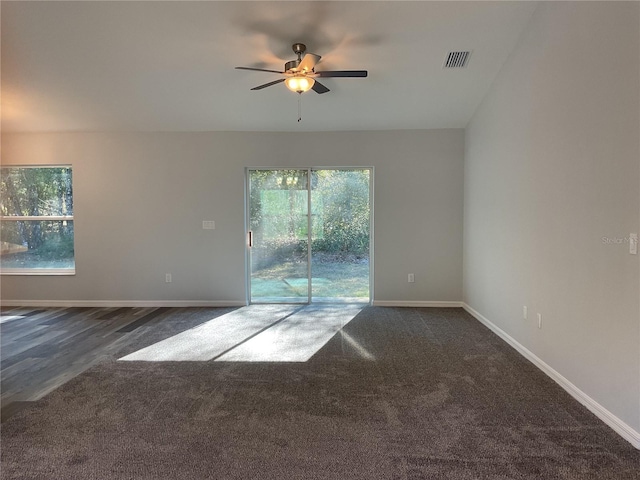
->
236;42;368;120
285;75;315;93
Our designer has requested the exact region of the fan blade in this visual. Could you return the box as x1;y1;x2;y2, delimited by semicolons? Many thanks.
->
236;66;284;74
311;81;330;94
251;78;286;90
298;53;321;73
316;70;368;78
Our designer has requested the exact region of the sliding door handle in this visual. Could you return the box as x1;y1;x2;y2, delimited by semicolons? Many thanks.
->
248;230;253;247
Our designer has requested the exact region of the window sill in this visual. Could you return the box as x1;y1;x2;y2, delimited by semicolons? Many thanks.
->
1;269;76;276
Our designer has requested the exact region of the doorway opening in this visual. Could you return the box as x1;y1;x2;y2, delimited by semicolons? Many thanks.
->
246;168;372;304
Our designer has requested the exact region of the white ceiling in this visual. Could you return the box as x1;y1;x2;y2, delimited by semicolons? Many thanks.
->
1;1;538;132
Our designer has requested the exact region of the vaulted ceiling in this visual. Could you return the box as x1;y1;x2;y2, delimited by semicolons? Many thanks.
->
2;1;538;132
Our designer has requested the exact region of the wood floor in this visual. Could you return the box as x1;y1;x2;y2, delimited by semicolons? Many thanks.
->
0;305;190;422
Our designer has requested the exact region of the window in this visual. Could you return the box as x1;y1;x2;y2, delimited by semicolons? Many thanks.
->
0;166;75;274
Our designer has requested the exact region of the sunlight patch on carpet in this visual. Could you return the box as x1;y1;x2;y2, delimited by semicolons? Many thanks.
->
119;305;298;362
216;304;362;362
118;304;361;363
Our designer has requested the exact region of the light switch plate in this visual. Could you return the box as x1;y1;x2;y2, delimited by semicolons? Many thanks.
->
202;221;215;230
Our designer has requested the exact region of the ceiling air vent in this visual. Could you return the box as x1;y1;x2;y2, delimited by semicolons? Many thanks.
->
443;51;471;69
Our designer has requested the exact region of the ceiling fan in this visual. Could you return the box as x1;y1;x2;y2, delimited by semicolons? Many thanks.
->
236;43;368;95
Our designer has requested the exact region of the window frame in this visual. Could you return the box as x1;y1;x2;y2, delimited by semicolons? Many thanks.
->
1;164;76;276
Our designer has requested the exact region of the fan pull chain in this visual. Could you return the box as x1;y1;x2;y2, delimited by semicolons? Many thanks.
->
297;93;302;122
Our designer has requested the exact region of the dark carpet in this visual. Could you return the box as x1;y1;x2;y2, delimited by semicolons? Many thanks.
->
1;307;639;479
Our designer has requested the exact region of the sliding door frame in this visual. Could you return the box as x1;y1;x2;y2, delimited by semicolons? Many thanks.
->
245;166;374;305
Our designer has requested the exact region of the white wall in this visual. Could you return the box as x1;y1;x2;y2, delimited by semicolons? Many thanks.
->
464;1;640;438
1;129;464;305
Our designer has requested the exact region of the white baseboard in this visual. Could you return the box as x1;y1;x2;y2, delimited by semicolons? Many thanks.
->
4;299;464;309
373;301;463;308
0;300;247;308
462;303;640;450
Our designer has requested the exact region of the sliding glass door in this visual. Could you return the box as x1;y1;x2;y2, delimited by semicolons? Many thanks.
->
247;168;371;304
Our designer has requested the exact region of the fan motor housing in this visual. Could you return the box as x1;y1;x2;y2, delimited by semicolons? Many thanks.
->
285;60;301;73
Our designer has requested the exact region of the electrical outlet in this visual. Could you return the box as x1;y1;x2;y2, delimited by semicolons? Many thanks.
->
537;313;542;329
165;273;172;283
523;306;527;320
408;273;415;283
